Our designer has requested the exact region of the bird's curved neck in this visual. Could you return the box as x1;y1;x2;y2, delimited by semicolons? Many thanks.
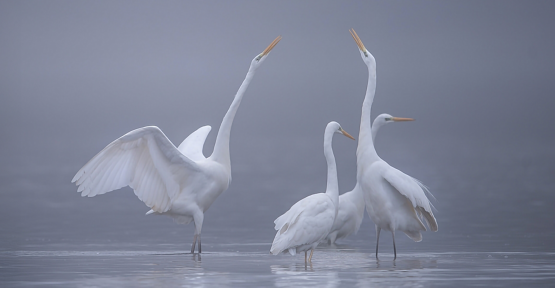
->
210;69;255;170
324;129;339;210
371;118;384;142
357;63;379;164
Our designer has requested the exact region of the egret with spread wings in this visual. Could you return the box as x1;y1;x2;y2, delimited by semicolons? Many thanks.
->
72;36;281;253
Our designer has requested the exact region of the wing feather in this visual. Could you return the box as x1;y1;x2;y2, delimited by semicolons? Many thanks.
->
274;195;313;231
102;151;125;192
177;126;212;161
382;166;438;231
72;126;200;213
270;194;335;255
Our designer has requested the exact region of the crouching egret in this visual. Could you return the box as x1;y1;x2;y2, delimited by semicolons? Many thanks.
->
349;29;437;260
270;121;355;263
324;114;414;244
71;36;282;253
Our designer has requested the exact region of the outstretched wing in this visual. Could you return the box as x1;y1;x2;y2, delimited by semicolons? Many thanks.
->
177;126;212;162
382;166;438;231
72;126;201;213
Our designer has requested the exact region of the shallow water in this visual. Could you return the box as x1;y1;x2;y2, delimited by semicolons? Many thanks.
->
3;244;555;287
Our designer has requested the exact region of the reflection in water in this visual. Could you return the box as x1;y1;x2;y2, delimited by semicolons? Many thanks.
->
373;257;437;270
1;249;554;287
357;257;438;288
271;264;339;288
192;252;202;263
269;250;437;287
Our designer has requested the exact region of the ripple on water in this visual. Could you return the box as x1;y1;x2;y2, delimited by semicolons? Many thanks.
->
1;249;555;287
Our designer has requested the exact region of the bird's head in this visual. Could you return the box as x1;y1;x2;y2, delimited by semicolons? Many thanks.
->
349;29;375;66
249;36;281;70
376;113;415;126
329;121;356;140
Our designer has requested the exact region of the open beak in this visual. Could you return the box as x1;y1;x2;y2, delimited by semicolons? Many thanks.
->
391;117;414;122
349;28;367;53
261;36;282;57
340;128;356;140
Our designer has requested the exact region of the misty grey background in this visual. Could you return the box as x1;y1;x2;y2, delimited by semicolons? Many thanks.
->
1;1;555;286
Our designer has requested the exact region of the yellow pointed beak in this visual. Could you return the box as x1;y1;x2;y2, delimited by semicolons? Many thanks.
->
261;35;282;57
340;128;356;140
349;28;366;52
391;117;415;122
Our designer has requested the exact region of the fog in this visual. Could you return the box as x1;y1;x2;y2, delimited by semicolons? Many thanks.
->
1;0;554;262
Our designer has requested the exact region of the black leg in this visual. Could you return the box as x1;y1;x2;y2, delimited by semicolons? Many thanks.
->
198;234;202;253
392;231;396;260
191;234;198;254
375;226;381;259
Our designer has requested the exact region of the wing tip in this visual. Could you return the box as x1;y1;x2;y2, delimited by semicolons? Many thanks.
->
404;230;423;242
71;171;83;183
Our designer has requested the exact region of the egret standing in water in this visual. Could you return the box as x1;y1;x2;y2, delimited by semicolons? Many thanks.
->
72;36;281;253
270;122;355;263
349;29;437;260
324;114;415;245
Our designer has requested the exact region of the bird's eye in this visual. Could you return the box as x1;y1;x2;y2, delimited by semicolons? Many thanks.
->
385;118;391;121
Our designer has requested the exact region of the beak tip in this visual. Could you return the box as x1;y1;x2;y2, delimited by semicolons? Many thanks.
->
392;117;415;122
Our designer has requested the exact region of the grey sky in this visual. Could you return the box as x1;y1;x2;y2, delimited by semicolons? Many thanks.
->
1;1;554;229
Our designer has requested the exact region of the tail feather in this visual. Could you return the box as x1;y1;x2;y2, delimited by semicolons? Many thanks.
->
270;232;291;255
403;230;422;242
419;207;438;232
270;240;285;255
411;176;438;211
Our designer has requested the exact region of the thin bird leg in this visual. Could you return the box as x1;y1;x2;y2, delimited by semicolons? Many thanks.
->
375;226;381;259
304;251;307;263
191;234;198;254
308;249;314;262
192;212;204;254
392;231;397;260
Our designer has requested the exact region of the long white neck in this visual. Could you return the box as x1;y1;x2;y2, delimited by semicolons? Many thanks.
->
324;126;339;211
210;68;255;170
371;117;385;142
343;183;365;218
356;61;380;166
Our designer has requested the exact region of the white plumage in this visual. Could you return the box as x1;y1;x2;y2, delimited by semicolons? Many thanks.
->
72;36;282;253
349;29;437;259
73;126;198;212
272;192;337;256
270;121;355;263
324;114;415;244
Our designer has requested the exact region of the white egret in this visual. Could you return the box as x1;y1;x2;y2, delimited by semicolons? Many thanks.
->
71;36;282;253
270;121;355;263
349;29;437;260
324;114;414;244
